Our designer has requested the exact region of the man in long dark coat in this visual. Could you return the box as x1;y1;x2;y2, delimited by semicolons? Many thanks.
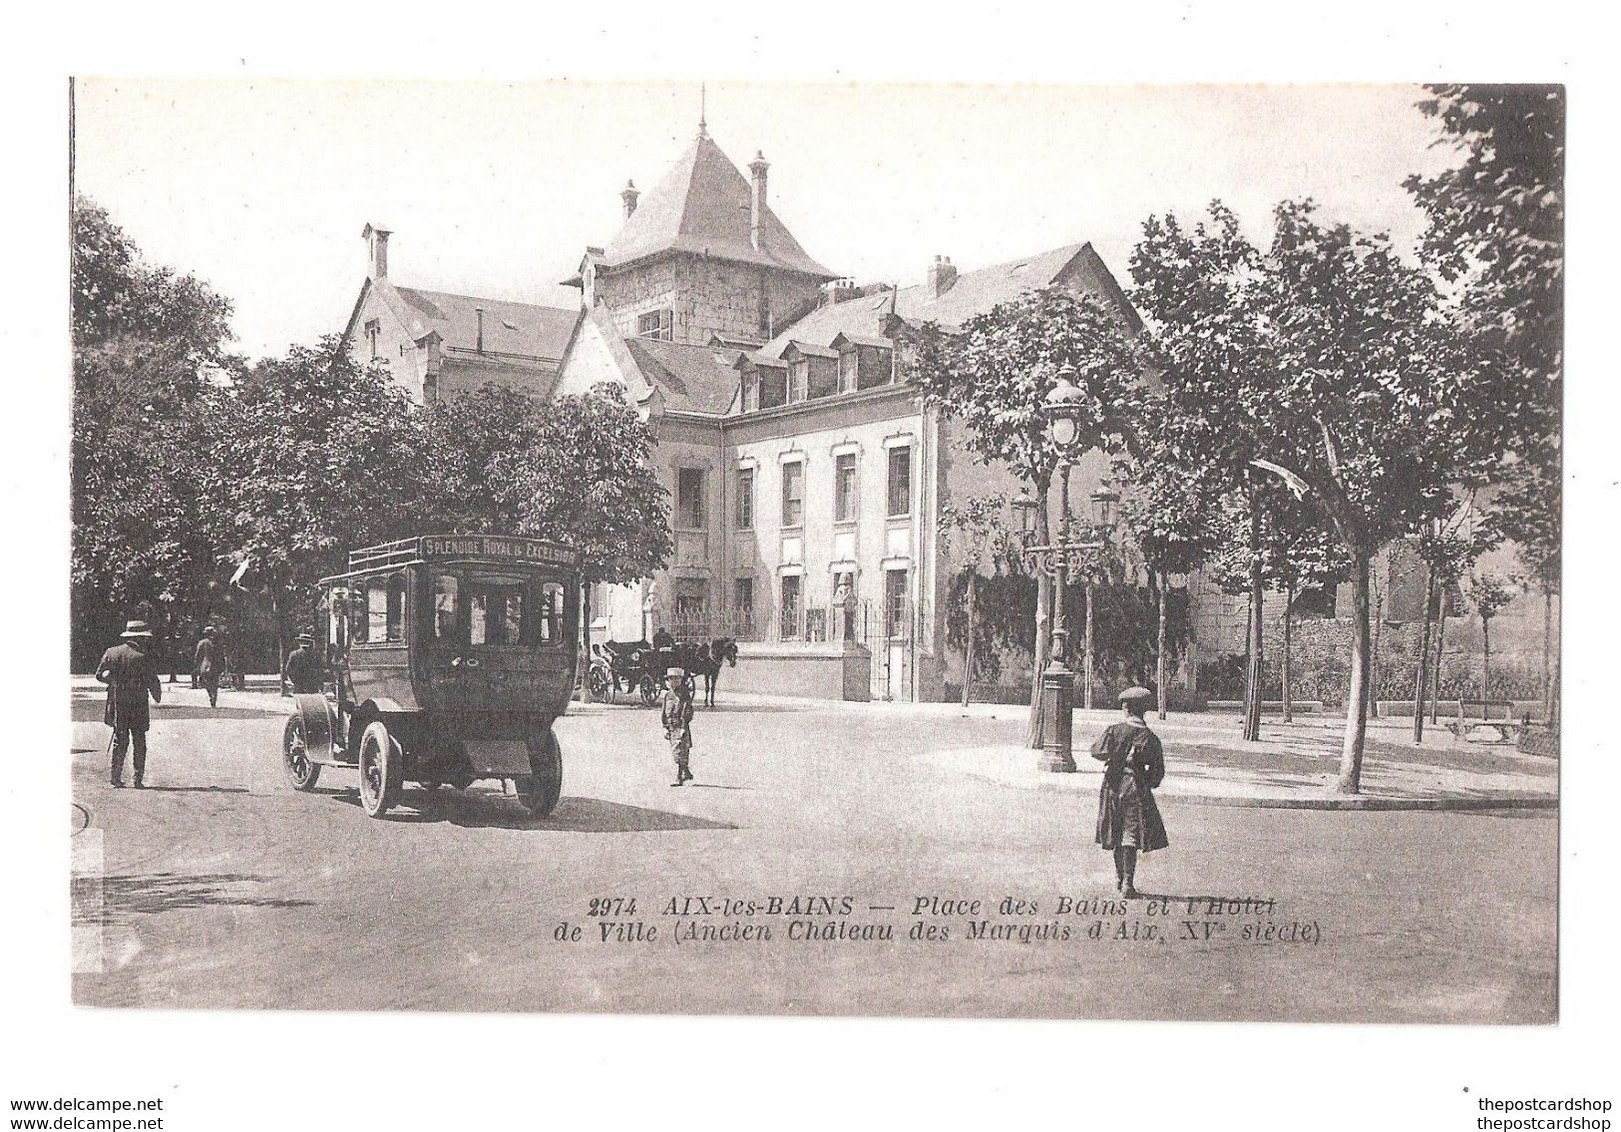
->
283;632;325;695
97;620;164;788
193;625;224;707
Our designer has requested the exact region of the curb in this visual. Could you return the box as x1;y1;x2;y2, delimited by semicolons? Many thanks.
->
947;765;1558;813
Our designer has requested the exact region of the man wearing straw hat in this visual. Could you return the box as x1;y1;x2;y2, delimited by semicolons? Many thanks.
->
283;632;325;696
96;620;164;788
660;666;695;786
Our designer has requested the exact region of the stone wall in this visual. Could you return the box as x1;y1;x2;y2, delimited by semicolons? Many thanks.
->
597;255;822;345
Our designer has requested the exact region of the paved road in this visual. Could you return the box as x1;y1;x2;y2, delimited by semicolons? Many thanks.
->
70;685;1556;1023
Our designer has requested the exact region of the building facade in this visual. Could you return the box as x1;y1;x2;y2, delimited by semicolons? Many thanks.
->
547;124;1128;701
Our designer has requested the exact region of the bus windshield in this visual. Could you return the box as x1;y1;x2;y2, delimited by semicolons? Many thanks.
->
469;573;526;646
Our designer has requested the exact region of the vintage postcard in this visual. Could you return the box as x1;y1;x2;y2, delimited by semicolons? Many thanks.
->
66;78;1560;1027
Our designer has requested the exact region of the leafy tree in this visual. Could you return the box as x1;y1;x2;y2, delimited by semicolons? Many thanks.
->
1112;393;1223;719
221;336;422;663
1466;571;1516;704
418;384;549;532
71;199;237;668
915;287;1148;747
1408;85;1564;726
1132;200;1526;792
516;384;673;588
938;495;1010;706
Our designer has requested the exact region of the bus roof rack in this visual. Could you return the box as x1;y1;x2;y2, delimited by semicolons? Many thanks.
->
347;538;422;572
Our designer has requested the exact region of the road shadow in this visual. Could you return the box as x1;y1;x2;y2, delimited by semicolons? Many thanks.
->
329;789;737;832
71;703;284;722
693;703;807;714
121;785;253;794
77;872;315;924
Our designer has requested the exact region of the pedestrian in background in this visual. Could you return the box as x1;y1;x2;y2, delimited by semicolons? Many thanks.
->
193;625;224;707
1091;686;1169;898
661;665;695;786
283;632;325;695
97;620;164;788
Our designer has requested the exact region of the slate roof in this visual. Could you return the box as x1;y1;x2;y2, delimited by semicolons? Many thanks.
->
622;337;745;415
393;286;580;362
598;133;837;280
755;242;1139;359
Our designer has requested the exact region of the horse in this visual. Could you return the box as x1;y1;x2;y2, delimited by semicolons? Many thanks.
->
675;638;738;707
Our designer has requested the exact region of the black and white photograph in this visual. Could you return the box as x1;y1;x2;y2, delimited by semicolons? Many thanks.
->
63;75;1563;1023
8;8;1618;1126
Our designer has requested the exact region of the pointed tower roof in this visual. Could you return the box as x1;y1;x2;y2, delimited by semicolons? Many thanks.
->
599;134;837;280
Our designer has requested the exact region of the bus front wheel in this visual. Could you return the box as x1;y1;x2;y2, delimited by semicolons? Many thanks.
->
358;721;403;818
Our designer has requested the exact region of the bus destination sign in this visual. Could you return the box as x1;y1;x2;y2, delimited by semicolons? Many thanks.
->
419;535;580;568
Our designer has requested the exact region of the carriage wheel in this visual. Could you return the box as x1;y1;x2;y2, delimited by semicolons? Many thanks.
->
639;677;659;707
515;729;563;817
281;713;322;791
357;721;403;818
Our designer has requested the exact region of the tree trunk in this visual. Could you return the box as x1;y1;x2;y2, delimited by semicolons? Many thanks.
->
578;582;593;703
1542;583;1555;725
962;571;977;709
1481;616;1492;705
1242;502;1263;743
1025;474;1053;749
1369;566;1384;719
1083;579;1095;710
269;586;287;693
1430;599;1449;724
1156;569;1169;721
1281;578;1294;724
1336;545;1373;794
1412;565;1436;744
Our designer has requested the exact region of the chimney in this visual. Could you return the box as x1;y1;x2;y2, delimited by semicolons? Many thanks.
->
474;306;485;354
621;179;640;219
748;151;770;252
927;254;958;299
822;278;860;307
363;222;392;281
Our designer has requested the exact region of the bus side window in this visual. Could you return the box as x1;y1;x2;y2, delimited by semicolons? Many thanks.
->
364;572;406;644
537;580;564;644
434;573;460;640
386;573;406;642
351;590;369;644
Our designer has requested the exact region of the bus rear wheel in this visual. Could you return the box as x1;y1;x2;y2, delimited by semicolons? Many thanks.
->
515;730;563;817
358;721;403;818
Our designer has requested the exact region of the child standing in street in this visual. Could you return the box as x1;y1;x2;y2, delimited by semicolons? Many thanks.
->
661;666;695;786
1092;686;1169;898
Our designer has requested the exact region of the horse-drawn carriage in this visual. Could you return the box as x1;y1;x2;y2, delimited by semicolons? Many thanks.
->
280;534;580;819
588;636;738;708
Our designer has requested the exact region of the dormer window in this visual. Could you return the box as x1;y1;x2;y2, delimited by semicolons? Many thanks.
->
743;371;760;412
788;360;809;404
637;309;673;341
838;349;858;393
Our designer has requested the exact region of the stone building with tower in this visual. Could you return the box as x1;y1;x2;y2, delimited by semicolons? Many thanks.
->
544;123;1133;701
339;119;1555;707
336;120;1139;701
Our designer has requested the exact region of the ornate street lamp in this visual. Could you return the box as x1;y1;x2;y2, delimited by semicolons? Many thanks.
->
1018;367;1091;773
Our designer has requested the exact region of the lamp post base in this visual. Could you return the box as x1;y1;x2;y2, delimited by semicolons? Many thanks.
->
1039;661;1076;773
